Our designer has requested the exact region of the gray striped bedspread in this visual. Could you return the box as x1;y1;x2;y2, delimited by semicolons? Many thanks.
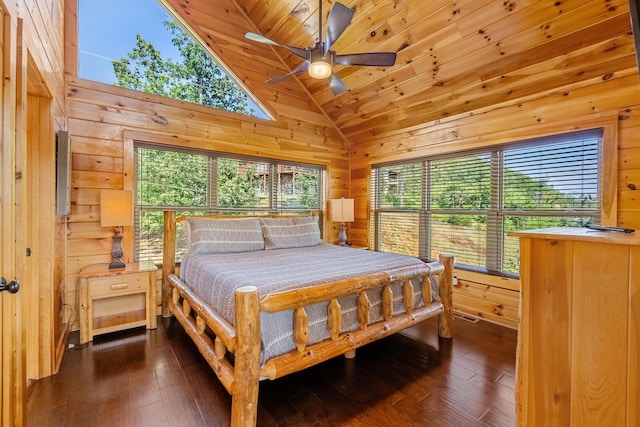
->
180;243;440;362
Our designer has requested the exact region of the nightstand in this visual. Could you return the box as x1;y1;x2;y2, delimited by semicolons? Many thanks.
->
78;260;157;343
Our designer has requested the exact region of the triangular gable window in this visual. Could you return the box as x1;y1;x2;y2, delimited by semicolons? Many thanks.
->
78;0;269;119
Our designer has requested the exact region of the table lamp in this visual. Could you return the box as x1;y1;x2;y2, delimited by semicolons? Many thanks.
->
330;198;354;246
100;190;133;269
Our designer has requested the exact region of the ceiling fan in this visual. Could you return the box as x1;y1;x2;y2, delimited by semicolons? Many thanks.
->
245;1;397;95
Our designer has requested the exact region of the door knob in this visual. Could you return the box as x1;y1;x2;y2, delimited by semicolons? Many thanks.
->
0;277;19;294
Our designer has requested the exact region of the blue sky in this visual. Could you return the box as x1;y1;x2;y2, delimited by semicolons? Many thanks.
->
79;0;180;84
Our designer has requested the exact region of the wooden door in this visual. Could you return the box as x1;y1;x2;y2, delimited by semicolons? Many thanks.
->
1;12;26;426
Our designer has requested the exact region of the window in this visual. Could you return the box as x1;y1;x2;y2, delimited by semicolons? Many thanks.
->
135;144;325;262
371;130;602;275
78;0;269;118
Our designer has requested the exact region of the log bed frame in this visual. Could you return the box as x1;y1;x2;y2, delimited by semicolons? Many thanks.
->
161;211;454;426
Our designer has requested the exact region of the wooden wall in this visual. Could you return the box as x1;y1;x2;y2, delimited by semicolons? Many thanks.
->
2;0;636;412
64;51;640;332
64;77;350;327
64;72;640;333
351;73;640;329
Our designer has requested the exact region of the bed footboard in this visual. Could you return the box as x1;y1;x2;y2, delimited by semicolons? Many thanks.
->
257;255;454;380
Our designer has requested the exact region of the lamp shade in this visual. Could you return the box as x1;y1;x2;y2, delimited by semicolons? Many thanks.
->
330;198;354;222
100;190;133;227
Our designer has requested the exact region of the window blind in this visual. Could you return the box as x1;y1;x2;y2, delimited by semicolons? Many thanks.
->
216;158;270;211
500;133;599;273
136;147;211;262
135;144;325;263
502;137;599;212
275;165;322;210
371;129;602;275
429;153;491;268
371;162;423;257
137;147;209;208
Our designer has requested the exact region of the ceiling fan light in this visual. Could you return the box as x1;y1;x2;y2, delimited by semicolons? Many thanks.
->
308;60;332;79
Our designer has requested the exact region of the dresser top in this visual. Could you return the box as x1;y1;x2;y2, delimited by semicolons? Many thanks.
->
509;227;640;246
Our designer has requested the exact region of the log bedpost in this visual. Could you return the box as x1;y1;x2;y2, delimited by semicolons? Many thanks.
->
232;286;261;427
438;254;455;338
162;210;176;317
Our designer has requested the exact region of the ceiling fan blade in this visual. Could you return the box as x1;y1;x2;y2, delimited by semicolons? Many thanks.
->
266;62;309;84
334;52;397;67
328;73;348;95
245;32;278;45
245;32;308;59
325;3;354;54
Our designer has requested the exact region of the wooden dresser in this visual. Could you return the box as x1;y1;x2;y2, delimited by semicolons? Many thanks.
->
510;227;639;426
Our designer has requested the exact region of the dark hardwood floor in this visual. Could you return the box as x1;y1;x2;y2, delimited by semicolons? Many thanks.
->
27;315;517;426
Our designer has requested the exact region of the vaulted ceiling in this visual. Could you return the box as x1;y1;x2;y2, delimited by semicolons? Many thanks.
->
163;0;636;145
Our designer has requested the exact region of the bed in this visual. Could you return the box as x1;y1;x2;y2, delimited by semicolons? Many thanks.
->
161;211;454;426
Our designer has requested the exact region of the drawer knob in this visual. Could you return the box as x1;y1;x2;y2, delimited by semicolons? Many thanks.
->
111;283;128;290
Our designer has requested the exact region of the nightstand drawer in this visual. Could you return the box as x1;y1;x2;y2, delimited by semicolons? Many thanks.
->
89;272;148;297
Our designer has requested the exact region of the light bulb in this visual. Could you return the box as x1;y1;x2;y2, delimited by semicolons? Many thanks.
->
308;60;332;79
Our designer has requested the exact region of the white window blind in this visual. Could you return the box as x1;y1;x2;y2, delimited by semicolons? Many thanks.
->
135;144;325;263
136;147;209;263
371;162;423;257
371;130;602;275
500;133;599;273
215;158;270;213
502;138;598;211
429;154;491;266
275;165;322;211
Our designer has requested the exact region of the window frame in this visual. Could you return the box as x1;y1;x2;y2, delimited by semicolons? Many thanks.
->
370;128;609;276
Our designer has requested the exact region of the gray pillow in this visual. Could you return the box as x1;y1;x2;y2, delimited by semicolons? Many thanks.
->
186;217;265;254
260;216;322;250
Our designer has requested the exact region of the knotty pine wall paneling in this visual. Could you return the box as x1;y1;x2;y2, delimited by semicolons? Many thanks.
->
65;78;351;327
619;105;640;229
351;72;640;328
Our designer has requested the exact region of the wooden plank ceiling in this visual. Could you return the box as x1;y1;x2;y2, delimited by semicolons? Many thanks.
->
163;0;635;145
